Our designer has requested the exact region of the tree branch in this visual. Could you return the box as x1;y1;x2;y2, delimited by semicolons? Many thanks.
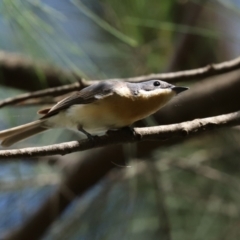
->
0;111;239;159
126;56;240;83
2;52;240;239
1;56;240;110
5;110;240;240
1;50;240;93
0;80;89;108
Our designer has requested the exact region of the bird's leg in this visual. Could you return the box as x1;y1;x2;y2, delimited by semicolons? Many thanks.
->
78;126;95;142
107;125;137;138
120;126;137;136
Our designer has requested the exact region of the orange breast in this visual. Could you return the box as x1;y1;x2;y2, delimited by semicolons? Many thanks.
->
97;91;174;126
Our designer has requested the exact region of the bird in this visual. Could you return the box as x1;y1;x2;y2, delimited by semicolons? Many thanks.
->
0;79;188;147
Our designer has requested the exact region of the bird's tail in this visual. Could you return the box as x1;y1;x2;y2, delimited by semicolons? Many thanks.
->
0;120;48;147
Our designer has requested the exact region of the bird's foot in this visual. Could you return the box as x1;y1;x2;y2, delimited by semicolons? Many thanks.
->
78;126;99;146
107;126;139;139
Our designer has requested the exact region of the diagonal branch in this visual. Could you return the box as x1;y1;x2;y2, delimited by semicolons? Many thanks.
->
1;52;240;108
0;111;239;159
5;110;240;240
0;80;89;108
124;56;240;83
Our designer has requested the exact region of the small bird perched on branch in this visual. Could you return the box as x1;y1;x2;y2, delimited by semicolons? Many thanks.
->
0;79;188;147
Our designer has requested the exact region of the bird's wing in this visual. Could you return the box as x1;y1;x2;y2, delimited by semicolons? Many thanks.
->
40;81;114;119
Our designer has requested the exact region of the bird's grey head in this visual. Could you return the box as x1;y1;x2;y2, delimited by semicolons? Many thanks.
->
126;79;188;97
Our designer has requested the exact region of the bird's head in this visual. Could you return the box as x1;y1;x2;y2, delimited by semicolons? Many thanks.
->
127;79;188;103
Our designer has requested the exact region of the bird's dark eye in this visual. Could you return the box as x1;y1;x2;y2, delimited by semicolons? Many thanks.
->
153;81;160;87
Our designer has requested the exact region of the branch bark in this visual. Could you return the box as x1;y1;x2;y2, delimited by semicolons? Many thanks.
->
3;52;240;240
0;111;239;159
0;81;88;108
1;56;240;111
1;50;240;92
5;110;240;240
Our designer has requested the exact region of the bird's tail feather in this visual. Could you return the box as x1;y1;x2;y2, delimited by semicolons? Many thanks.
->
0;120;48;147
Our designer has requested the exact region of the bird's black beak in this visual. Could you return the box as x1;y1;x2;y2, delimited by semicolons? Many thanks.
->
171;86;189;94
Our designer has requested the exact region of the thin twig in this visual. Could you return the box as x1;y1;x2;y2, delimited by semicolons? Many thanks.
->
0;111;239;159
119;56;240;83
5;110;238;240
0;81;89;108
1;54;240;108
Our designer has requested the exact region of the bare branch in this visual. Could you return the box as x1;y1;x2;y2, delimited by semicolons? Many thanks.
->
0;111;239;159
0;80;89;108
1;58;240;111
5;110;239;240
0;50;240;102
121;56;240;83
0;54;240;109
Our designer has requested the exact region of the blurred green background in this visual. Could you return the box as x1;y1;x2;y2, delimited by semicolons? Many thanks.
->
0;0;240;239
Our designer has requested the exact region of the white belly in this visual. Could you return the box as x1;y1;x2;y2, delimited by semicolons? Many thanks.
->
44;104;122;134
